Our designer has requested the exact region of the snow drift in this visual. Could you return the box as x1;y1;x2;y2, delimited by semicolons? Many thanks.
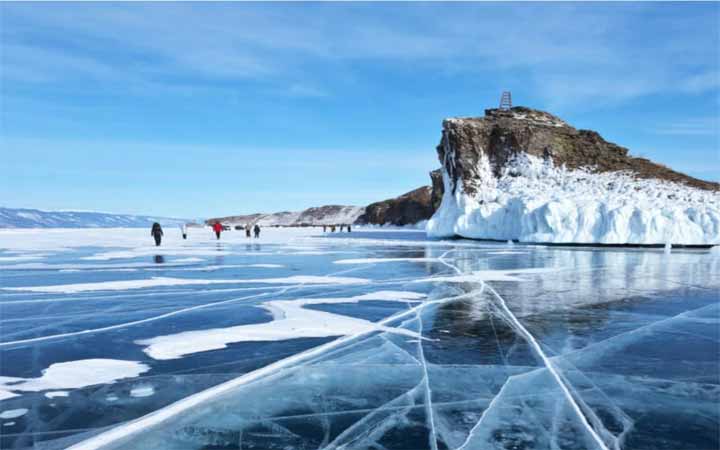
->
427;108;719;245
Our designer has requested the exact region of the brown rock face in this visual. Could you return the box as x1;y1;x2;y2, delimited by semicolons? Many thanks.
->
439;106;719;196
430;169;444;211
356;186;435;226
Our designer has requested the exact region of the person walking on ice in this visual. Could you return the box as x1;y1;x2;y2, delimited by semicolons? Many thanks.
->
253;224;261;238
180;223;187;240
212;222;223;240
151;222;164;246
245;225;252;238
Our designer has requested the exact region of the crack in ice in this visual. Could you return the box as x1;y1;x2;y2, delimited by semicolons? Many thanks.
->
0;290;280;347
482;282;612;450
66;289;481;450
415;306;439;450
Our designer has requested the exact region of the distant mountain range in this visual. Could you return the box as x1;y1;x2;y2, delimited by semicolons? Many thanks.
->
0;207;187;228
205;182;443;228
207;205;366;227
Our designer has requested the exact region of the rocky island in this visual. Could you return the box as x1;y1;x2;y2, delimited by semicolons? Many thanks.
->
427;107;719;245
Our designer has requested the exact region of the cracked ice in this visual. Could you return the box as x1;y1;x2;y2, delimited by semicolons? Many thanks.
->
0;227;717;450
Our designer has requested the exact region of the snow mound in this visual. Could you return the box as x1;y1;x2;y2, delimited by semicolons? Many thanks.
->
427;153;719;245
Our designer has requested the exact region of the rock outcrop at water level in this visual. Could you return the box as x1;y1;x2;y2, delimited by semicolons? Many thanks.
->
427;107;720;245
356;186;434;226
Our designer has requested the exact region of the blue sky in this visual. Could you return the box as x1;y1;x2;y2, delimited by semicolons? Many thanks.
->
1;2;718;218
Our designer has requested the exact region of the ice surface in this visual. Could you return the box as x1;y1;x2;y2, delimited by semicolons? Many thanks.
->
427;153;720;245
0;228;717;450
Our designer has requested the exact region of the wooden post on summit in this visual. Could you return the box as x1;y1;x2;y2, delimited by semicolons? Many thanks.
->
499;91;512;110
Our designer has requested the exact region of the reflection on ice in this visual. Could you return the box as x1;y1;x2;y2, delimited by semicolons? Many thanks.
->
413;267;563;283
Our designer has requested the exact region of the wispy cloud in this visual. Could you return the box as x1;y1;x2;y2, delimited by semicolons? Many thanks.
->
679;71;720;94
283;83;330;98
2;3;718;109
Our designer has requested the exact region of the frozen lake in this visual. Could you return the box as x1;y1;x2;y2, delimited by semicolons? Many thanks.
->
0;227;718;450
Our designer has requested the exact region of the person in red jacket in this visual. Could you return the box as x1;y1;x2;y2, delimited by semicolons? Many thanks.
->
212;222;223;240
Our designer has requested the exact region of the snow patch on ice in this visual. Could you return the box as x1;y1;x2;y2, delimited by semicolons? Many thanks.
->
3;277;237;293
0;261;195;271
172;257;205;263
0;408;27;419
0;359;150;398
137;290;425;360
44;391;70;399
0;255;45;262
4;275;368;293
130;385;155;398
0;390;19;401
427;153;720;245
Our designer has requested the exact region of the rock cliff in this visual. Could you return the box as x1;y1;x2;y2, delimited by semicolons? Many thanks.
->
440;107;718;196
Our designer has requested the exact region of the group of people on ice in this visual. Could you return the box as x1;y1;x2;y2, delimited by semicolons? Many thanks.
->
150;222;260;246
323;224;352;233
151;221;354;246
